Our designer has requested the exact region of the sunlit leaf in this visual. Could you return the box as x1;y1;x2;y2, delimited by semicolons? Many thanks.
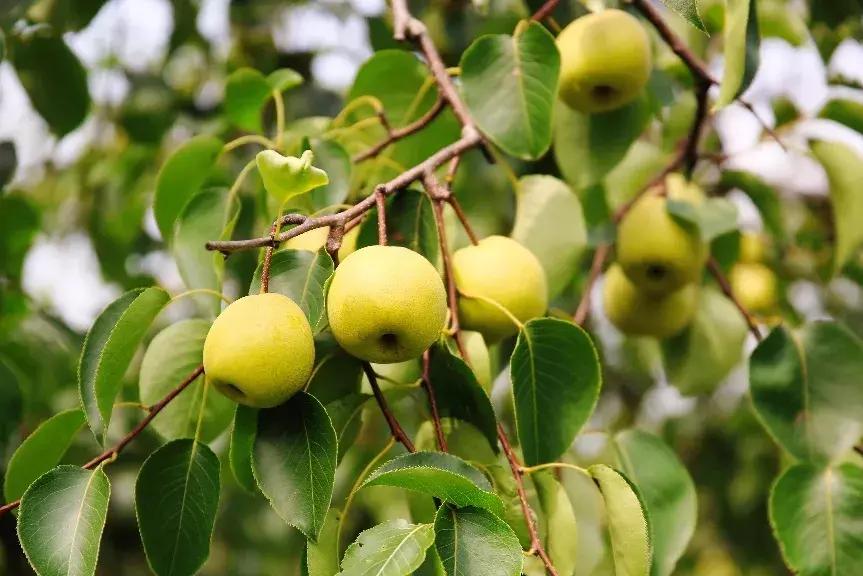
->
338;520;434;576
229;405;259;493
717;0;760;107
534;471;578;576
660;0;707;32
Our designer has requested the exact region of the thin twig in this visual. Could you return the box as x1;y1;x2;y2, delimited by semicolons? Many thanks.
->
447;196;479;246
260;220;280;294
707;258;763;341
532;0;561;22
375;187;388;246
421;350;448;452
352;95;447;163
363;362;415;452
0;364;205;518
573;244;611;326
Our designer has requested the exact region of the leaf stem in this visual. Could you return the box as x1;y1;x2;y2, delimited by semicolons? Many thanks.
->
222;134;275;154
519;461;589;476
168;288;232;306
272;89;286;150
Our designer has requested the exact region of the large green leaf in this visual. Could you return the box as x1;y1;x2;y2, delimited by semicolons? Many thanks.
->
433;505;523;576
4;409;85;504
139;319;233;442
460;21;559;160
153;135;223;241
229;405;259;493
357;189;438;261
253;392;337;539
770;463;863;576
426;345;499;452
363;451;504;516
338;520;435;576
590;464;652;576
751;322;863;464
534;472;578;576
511;175;586;297
10;31;89;136
249;248;334;332
224;67;303;132
716;0;760;107
510;318;602;466
660;0;707;32
18;465;110;576
810;140;863;274
173;188;240;316
615;430;697;576
78;287;170;443
136;439;221;576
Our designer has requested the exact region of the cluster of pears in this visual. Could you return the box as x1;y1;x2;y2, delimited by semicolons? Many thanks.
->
202;233;548;408
603;175;707;339
557;9;653;114
729;233;778;314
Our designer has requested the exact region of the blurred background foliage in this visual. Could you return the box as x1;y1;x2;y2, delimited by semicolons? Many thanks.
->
2;0;863;574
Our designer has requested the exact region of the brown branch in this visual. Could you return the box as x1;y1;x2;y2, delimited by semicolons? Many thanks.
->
684;79;711;175
363;362;415;452
707;258;763;341
532;0;561;22
0;364;205;518
421;350;448;452
352;95;447;163
573;244;612;326
498;424;560;576
326;223;345;266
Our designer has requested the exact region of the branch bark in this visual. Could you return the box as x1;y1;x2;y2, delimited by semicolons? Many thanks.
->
706;257;763;341
362;362;415;452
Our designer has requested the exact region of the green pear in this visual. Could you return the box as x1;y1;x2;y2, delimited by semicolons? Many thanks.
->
616;186;707;295
203;293;314;408
338;226;360;262
738;232;768;263
557;9;653;114
327;245;447;363
453;236;548;342
462;330;492;394
603;264;698;339
729;262;778;313
285;227;329;252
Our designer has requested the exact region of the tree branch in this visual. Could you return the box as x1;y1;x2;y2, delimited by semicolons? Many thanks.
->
363;362;416;452
706;258;763;341
0;364;205;518
421;350;448;452
531;0;561;22
352;94;447;163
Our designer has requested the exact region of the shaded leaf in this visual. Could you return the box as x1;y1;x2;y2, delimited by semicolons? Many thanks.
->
325;393;370;462
667;197;738;243
717;0;760;107
534;472;578;576
719;170;786;241
660;0;707;32
307;508;341;576
0;141;16;189
357;189;438;261
229;405;258;493
0;359;23;454
338;520;434;576
434;505;523;576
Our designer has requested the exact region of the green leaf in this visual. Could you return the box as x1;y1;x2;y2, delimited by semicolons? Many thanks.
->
615;430;697;576
304;139;351;212
229;405;259;493
590;464;652;576
660;0;707;32
253;392;337;539
307;508;341;576
460;20;559;160
554;97;651;191
306;340;364;404
357;189;438;261
666;197;739;243
363;451;504;515
511;175;587;297
78;287;170;443
719;170;786;241
434;505;523;576
534;472;578;576
135;439;221;576
426;345;499;452
249;248;334;332
662;288;748;396
224;67;303;132
770;463;863;576
4;409;85;505
173;188;240;316
0;194;40;279
18;465;110;576
139;319;233;442
154;135;223;241
0;358;23;453
750;321;863;464
257;149;329;203
819;99;863;137
0;141;16;190
268;68;303;92
10;31;89;136
510;318;602;466
716;0;760;107
338;520;435;576
325;393;370;462
810;140;863;274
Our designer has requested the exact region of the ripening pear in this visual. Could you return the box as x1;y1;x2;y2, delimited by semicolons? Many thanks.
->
729;262;778;313
285;227;329;252
738;232;768;263
603;264;698;339
616;180;707;295
462;330;492;394
338;226;361;261
203;293;315;408
327;245;447;363
453;236;548;342
557;9;653;114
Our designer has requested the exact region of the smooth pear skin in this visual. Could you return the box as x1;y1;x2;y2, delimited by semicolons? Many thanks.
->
453;236;548;342
557;9;653;114
730;262;778;313
284;227;329;252
616;186;707;295
203;293;314;408
603;264;698;339
327;245;447;363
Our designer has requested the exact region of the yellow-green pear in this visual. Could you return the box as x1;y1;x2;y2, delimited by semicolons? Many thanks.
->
557;9;653;114
285;227;329;252
338;226;361;261
453;236;548;342
729;262;778;313
616;186;707;295
203;293;314;408
327;245;447;363
738;232;768;263
462;330;492;394
603;264;698;339
371;358;422;386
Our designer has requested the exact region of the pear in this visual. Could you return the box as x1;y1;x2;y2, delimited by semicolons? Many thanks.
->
203;293;314;408
453;236;548;342
603;264;698;339
557;9;653;114
327;245;447;363
338;226;361;262
729;262;778;313
738;232;768;263
285;227;329;252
